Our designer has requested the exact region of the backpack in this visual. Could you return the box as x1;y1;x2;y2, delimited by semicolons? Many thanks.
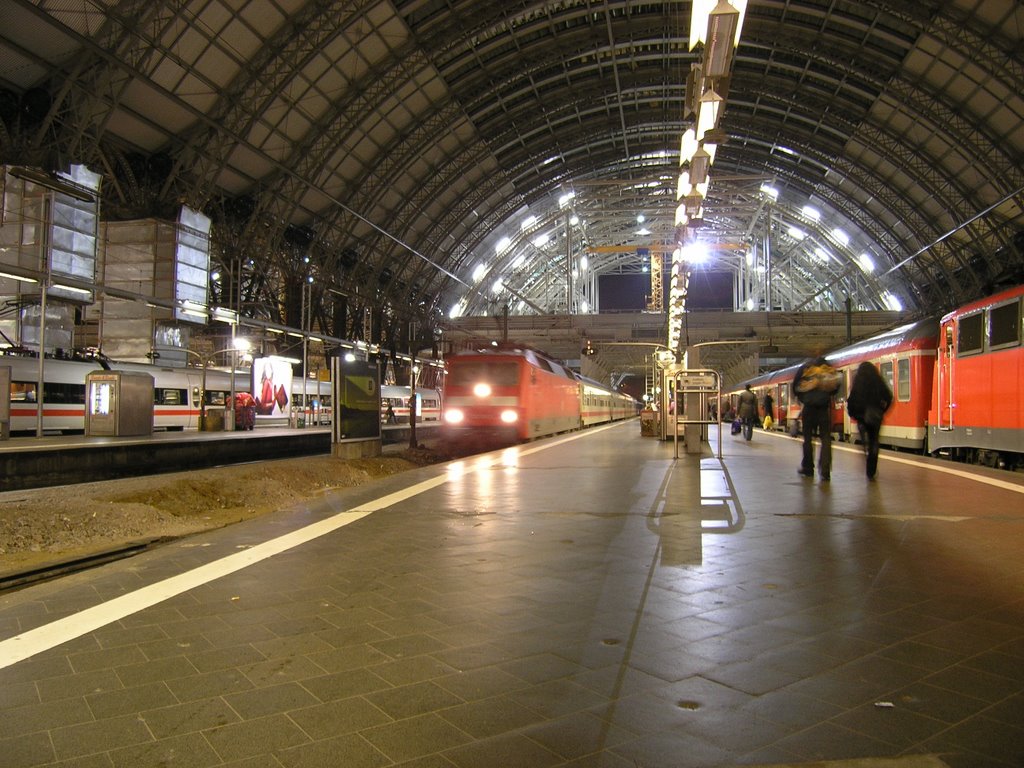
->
796;362;839;406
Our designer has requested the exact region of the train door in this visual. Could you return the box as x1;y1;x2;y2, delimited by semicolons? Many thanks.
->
936;321;954;429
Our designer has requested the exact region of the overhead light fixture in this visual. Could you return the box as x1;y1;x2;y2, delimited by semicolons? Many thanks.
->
679;128;698;165
677;171;690;200
703;1;740;77
0;271;38;283
689;148;712;185
689;0;718;49
52;283;93;296
696;88;723;141
684;190;704;217
684;63;703;116
8;166;96;203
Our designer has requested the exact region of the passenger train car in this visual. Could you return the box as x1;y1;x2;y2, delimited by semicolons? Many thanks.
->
2;353;334;434
441;346;637;443
380;384;441;424
726;283;1024;469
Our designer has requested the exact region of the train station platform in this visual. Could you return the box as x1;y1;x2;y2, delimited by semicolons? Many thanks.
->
1;421;1023;767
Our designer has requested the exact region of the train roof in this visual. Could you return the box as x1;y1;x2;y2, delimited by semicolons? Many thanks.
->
940;283;1024;323
731;317;939;392
824;317;938;365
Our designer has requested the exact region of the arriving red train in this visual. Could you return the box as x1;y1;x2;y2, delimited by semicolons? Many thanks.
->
441;346;637;443
727;283;1024;469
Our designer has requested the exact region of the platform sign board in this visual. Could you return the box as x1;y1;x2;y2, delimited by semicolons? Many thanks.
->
333;358;380;441
674;373;717;389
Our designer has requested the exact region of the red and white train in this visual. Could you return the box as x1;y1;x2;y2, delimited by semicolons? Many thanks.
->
380;384;442;424
1;353;335;434
441;345;638;443
726;283;1024;469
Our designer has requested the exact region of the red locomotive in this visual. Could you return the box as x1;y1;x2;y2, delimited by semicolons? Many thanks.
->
727;283;1023;470
927;283;1024;466
442;346;636;443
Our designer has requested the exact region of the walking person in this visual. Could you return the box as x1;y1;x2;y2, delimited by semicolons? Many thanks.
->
737;383;758;441
846;361;893;479
762;391;774;430
794;356;840;481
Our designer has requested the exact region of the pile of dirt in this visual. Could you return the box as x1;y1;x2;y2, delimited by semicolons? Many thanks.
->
0;445;453;576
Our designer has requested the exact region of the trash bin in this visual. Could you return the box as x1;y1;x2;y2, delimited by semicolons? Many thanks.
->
234;392;256;430
640;409;660;437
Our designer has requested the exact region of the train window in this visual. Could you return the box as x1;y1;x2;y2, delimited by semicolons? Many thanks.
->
156;389;184;405
11;381;36;402
879;361;894;393
896;358;911;401
988;299;1021;350
43;382;85;404
449;362;519;386
957;312;984;356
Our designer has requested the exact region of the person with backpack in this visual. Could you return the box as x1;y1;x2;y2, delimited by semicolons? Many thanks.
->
794;356;840;481
846;361;893;479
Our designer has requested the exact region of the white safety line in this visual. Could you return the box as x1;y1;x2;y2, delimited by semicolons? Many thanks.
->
0;424;632;669
0;474;452;669
760;429;1024;494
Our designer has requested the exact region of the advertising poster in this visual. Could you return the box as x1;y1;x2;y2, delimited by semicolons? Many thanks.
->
252;357;294;416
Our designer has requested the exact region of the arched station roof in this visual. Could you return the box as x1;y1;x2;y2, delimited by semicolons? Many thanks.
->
1;0;1022;351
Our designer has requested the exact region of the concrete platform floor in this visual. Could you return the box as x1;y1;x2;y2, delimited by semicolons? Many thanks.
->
1;420;1023;767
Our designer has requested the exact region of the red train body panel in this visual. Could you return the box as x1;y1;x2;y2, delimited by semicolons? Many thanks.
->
927;284;1024;461
827;319;938;450
442;347;636;443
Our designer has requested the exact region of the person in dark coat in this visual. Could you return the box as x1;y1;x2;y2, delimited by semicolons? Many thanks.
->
846;361;893;479
762;392;774;428
794;356;840;481
737;383;758;440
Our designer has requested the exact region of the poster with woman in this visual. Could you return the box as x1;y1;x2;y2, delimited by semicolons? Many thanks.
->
253;357;294;416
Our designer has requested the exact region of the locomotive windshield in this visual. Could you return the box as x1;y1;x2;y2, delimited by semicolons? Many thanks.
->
449;361;520;387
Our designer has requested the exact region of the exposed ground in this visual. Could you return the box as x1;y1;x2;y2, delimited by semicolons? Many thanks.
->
0;444;455;577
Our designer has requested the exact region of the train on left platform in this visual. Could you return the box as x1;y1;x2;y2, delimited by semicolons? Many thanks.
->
441;345;638;444
1;352;334;434
725;283;1024;469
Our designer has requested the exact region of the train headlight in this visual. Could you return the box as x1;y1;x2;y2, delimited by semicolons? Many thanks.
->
500;410;518;424
444;409;464;424
473;383;492;398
